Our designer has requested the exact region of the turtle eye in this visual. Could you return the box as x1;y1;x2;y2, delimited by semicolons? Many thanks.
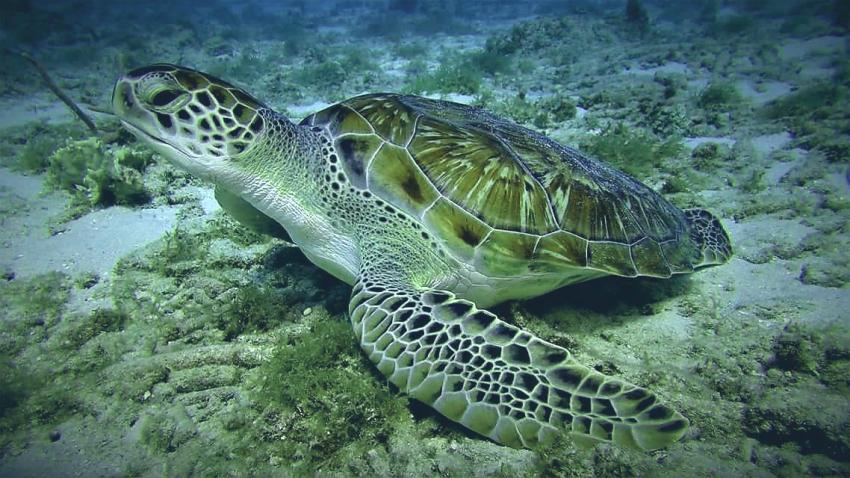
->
151;89;183;107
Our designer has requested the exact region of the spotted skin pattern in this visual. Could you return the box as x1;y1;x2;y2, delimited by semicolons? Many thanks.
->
113;65;732;452
349;277;689;449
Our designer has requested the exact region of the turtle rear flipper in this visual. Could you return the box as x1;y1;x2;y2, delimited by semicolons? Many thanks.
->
684;208;732;268
349;273;689;451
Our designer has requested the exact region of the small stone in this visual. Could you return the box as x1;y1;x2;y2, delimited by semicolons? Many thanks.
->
302;307;312;317
49;430;61;442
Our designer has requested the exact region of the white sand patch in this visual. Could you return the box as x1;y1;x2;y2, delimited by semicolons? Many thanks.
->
765;158;803;185
713;217;849;329
825;170;850;193
0;168;178;281
0;95;75;130
705;256;848;330
736;80;792;105
800;64;836;80
751;132;791;156
683;136;736;149
687;78;710;91
287;101;331;119
441;93;475;104
626;61;690;76
728;216;813;263
779;36;846;61
779;36;845;81
196;186;221;215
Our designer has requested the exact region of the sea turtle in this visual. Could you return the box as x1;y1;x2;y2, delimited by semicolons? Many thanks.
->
112;64;731;451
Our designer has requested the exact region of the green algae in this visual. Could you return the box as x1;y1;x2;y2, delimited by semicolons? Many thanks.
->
761;82;850;163
0;272;69;326
406;55;482;95
255;316;410;469
763;82;844;120
772;322;822;374
0;356;30;419
292;49;382;100
697;82;743;111
1;122;86;173
485;16;579;56
639;99;690;136
16;134;67;173
215;283;290;341
690;141;733;173
536;94;578;124
0;272;71;357
490;91;538;125
579;123;684;178
138;404;199;454
0;273;83;443
61;308;127;350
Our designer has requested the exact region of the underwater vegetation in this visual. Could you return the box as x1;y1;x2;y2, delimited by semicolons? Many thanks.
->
580;123;684;179
405;48;514;96
761;82;850;163
697;82;743;111
254;317;409;470
45;138;152;211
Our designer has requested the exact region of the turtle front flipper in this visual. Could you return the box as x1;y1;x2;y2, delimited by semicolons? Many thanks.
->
349;276;689;451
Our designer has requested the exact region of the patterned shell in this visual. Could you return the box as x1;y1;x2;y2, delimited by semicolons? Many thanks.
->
301;94;700;279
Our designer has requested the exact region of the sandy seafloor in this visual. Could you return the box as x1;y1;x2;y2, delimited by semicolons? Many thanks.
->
1;1;849;477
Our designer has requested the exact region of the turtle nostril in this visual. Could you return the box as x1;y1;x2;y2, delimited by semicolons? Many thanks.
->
122;86;134;109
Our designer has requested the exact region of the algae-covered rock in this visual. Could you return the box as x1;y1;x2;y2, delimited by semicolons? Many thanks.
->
743;384;850;461
45;137;152;214
138;404;198;454
762;82;844;120
639;99;690;136
0;356;30;418
771;323;821;373
691;141;732;171
538;94;578;123
799;257;850;288
61;308;127;350
697;82;743;111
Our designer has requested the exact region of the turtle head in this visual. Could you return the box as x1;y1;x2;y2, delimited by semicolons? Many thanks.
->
113;64;267;180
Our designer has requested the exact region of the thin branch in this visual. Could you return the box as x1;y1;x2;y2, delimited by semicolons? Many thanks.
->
5;48;98;133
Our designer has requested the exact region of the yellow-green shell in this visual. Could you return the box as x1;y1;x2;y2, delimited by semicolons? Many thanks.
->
301;94;699;279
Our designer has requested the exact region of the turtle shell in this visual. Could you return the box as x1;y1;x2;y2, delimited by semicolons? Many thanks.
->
301;94;699;279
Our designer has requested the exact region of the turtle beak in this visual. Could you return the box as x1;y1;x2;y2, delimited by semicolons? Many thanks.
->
112;77;137;119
